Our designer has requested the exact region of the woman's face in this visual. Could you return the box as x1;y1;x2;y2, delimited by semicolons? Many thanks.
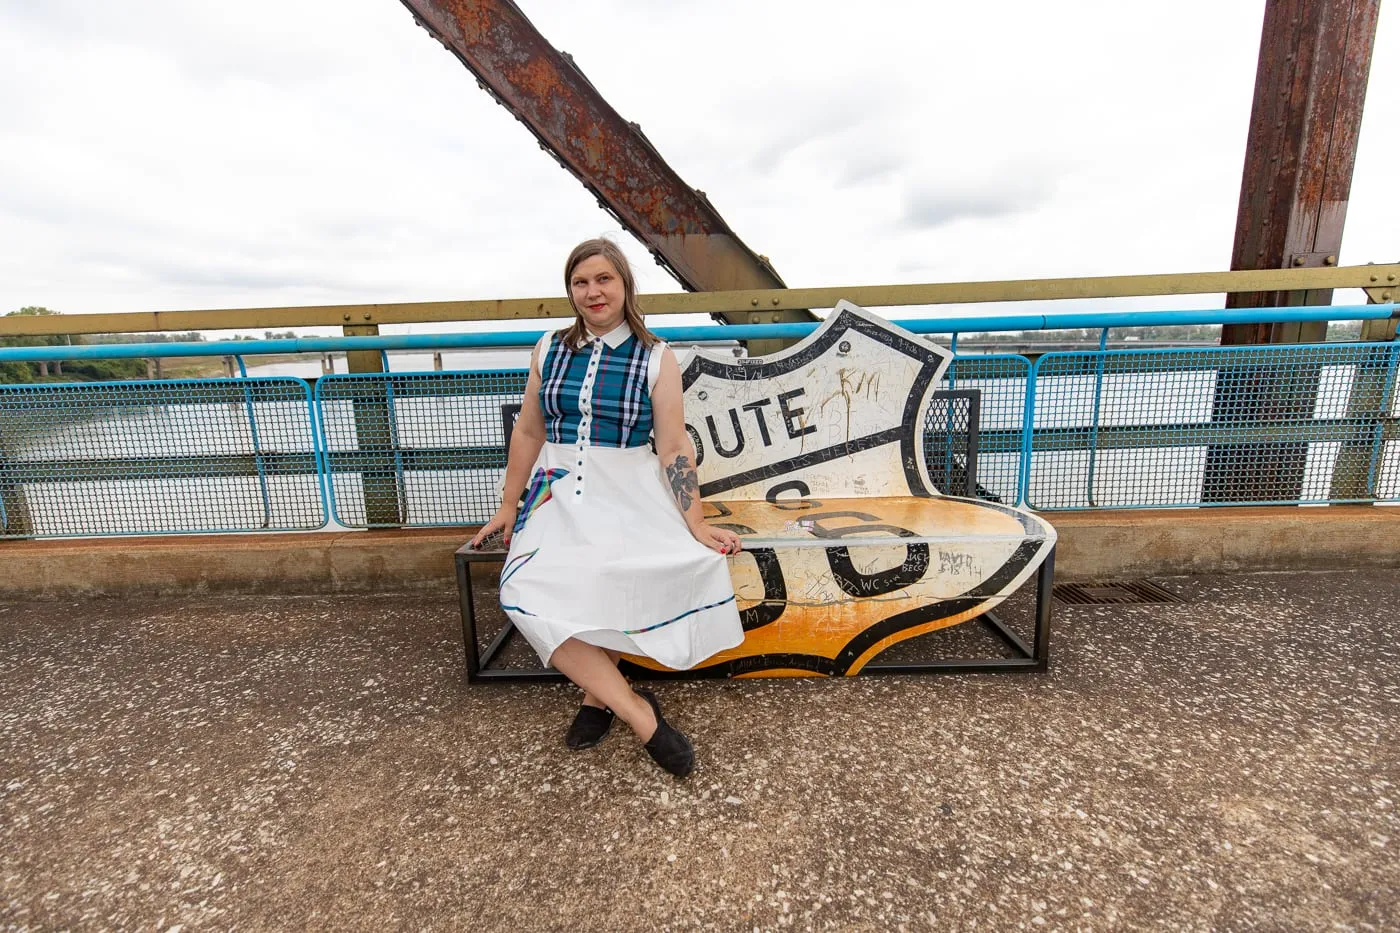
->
569;254;627;335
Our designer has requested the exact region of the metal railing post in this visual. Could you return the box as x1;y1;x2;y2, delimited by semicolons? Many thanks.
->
234;356;274;528
343;325;404;526
0;476;33;537
1020;361;1039;508
1084;328;1111;506
0;400;34;536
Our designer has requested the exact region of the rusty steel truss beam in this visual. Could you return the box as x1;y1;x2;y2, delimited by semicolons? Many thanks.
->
1209;0;1382;504
398;0;814;337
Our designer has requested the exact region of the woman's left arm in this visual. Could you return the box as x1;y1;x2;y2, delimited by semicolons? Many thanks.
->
651;347;743;556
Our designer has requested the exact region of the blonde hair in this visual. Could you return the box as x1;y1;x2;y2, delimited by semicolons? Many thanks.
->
561;238;659;349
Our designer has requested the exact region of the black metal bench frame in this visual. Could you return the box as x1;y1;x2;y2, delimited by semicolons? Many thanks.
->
455;389;1055;682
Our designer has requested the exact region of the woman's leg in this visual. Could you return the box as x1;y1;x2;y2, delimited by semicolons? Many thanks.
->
550;639;655;740
581;649;621;710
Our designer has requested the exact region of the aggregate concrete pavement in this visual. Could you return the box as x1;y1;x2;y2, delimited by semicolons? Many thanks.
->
1;570;1397;931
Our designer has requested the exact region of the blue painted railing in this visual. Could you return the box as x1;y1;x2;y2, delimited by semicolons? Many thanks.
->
1;304;1396;537
1025;341;1400;509
1;303;1393;364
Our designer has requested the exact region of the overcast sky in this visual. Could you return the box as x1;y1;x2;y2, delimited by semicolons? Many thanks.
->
0;0;1395;335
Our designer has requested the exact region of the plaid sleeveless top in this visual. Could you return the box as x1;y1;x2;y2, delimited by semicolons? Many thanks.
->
539;331;654;448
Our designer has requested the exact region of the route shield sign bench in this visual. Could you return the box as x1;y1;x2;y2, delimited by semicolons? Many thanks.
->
456;301;1058;680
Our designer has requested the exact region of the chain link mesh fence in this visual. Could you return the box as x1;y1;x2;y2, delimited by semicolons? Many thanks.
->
940;355;1031;504
315;370;527;527
3;340;1395;537
0;378;324;537
1027;342;1399;509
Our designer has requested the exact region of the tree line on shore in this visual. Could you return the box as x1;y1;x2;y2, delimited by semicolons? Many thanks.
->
1;307;297;384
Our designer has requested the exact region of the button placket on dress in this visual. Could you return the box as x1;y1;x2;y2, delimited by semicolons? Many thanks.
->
574;337;602;496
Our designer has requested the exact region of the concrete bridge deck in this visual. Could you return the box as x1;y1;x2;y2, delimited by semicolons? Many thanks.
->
2;570;1397;931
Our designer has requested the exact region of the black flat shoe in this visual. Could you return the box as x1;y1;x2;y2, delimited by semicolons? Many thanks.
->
565;704;614;750
637;691;695;778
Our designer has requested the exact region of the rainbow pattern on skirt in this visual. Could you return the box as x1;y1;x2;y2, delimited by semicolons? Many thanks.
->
513;467;570;534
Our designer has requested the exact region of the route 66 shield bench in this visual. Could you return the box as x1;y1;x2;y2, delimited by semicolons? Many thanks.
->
455;301;1057;680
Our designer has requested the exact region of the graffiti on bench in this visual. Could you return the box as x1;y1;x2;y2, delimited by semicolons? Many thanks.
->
626;301;1056;677
680;301;953;501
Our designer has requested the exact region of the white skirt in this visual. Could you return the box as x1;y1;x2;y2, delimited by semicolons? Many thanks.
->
499;442;744;670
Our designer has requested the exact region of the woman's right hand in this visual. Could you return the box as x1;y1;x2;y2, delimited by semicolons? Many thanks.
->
469;504;518;550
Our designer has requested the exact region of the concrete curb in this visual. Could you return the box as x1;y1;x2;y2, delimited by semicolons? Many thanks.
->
1048;504;1400;579
2;506;1398;598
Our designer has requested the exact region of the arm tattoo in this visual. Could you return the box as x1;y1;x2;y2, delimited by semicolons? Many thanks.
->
666;455;700;513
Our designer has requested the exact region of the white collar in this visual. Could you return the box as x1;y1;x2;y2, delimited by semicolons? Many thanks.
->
576;321;633;349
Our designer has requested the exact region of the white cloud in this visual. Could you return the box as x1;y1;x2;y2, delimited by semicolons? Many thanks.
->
0;0;1394;330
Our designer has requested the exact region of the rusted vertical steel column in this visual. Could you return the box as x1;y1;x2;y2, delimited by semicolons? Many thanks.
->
1332;290;1399;500
1204;0;1380;504
1222;0;1379;339
396;0;814;353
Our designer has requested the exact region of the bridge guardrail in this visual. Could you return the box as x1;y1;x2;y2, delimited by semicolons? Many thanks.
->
2;321;1397;538
314;370;526;528
0;377;326;537
1026;341;1400;509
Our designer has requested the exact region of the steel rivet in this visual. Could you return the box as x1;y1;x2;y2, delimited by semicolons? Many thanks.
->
363;314;372;321
1293;256;1305;266
1389;274;1397;282
751;299;759;306
771;298;780;306
1371;275;1380;282
342;314;351;321
1325;255;1337;266
771;313;781;322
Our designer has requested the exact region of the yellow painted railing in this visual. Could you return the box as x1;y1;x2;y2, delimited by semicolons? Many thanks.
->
3;264;1397;338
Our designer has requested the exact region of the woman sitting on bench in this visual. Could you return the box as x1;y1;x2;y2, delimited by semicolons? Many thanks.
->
469;238;744;778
